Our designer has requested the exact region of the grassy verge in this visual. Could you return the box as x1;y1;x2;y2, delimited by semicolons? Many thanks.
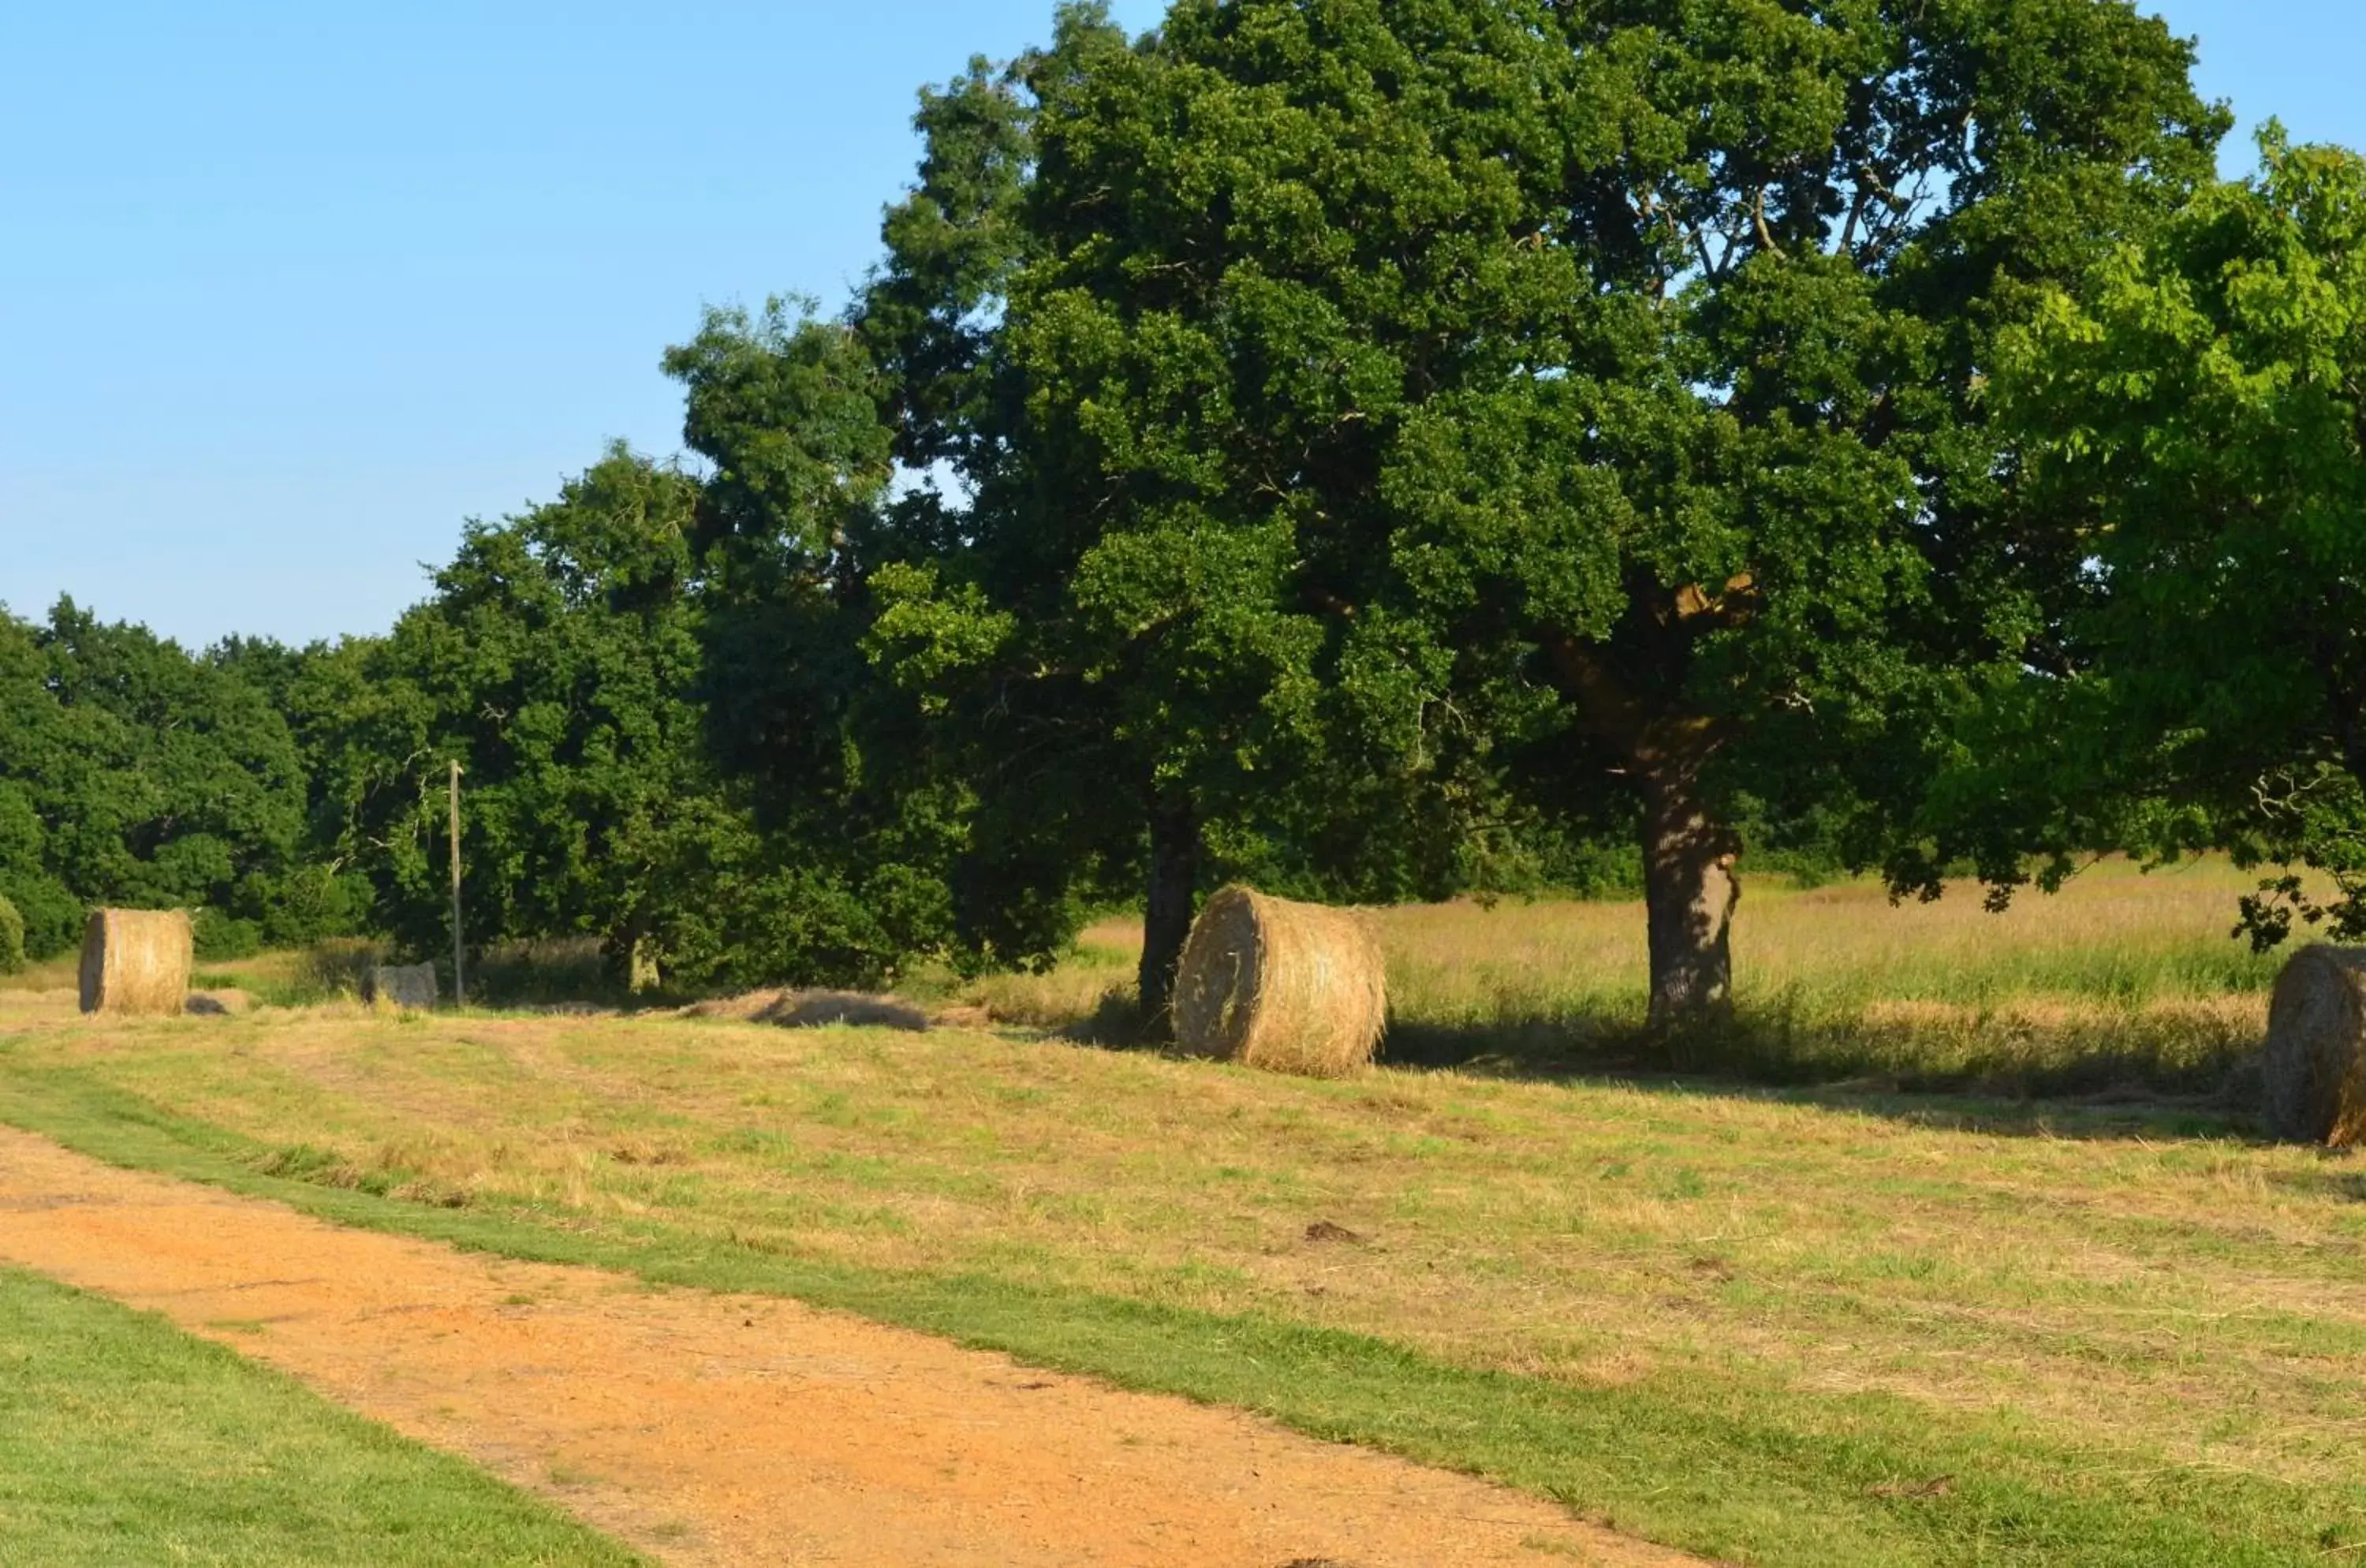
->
0;1260;641;1566
4;1008;2364;1566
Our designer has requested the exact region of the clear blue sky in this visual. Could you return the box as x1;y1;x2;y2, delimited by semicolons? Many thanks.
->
0;1;2351;649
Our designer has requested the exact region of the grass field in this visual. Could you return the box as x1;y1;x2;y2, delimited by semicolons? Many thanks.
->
0;1265;640;1566
2;864;2354;1565
967;859;2287;1093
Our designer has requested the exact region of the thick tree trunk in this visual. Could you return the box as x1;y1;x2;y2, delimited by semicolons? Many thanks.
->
1537;624;1745;1034
1138;792;1200;1032
1638;753;1741;1032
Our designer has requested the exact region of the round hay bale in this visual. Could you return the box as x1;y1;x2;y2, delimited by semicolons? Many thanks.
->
2264;944;2366;1145
1172;887;1386;1078
77;909;194;1019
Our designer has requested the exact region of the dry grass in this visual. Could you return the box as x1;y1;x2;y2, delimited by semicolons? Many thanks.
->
965;861;2286;1093
6;863;2356;1561
9;999;2366;1512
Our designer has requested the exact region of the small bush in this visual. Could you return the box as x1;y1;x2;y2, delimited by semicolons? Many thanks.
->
192;909;262;962
285;940;383;1005
2;876;83;961
0;894;24;975
468;939;611;1007
252;864;371;950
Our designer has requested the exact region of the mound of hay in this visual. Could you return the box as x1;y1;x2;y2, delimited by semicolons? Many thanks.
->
78;909;194;1019
678;989;931;1032
2265;945;2366;1145
1172;887;1386;1077
363;963;439;1011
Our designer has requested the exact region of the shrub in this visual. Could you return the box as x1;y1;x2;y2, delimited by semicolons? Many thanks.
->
0;894;24;975
252;864;370;950
1;876;83;961
192;908;262;962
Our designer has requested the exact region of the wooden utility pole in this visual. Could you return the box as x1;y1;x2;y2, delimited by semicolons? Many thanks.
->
449;760;465;1009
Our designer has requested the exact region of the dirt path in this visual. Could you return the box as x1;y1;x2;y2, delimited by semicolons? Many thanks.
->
0;1128;1704;1568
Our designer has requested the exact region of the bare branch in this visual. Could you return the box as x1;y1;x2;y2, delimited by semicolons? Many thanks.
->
1753;188;1788;260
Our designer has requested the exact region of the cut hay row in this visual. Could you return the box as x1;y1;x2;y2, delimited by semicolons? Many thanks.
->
678;988;931;1032
1173;887;1386;1078
77;909;193;1019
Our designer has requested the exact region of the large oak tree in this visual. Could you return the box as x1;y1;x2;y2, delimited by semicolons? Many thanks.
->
875;0;2226;1026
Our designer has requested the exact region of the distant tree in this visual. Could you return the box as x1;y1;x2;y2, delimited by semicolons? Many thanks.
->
315;437;954;991
660;301;971;985
0;612;79;952
869;0;2226;1029
316;447;706;976
0;600;322;956
0;893;23;975
1985;132;2366;947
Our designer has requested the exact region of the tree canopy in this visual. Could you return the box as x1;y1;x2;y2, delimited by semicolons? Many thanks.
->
857;0;2227;1025
1985;131;2366;948
0;601;341;959
34;0;2366;1039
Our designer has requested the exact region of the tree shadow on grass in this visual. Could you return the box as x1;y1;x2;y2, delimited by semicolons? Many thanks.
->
1047;986;1170;1051
1023;980;2291;1146
1377;1007;2282;1146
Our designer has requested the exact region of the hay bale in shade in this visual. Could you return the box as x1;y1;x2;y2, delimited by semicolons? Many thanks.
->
77;909;193;1019
2264;945;2366;1145
364;963;439;1011
1172;886;1386;1077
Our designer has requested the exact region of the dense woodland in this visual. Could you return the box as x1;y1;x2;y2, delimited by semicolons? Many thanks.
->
11;0;2366;1031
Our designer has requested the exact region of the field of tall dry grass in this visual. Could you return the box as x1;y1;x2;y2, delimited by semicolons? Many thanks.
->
1;857;2357;1563
965;858;2287;1093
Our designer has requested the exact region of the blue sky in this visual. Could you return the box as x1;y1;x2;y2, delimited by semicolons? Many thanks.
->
0;0;2353;648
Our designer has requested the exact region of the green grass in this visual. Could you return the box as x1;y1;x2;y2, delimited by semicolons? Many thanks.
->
0;868;2348;1563
0;1262;641;1567
6;1004;2366;1566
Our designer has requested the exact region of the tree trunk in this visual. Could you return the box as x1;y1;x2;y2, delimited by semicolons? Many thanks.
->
1638;753;1740;1032
1138;792;1200;1032
1536;625;1743;1033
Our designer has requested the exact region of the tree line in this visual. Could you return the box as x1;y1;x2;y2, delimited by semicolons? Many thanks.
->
11;0;2366;1032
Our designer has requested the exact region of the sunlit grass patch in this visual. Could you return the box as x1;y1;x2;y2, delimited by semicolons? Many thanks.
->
0;858;2345;1561
9;954;2366;1564
0;1264;638;1566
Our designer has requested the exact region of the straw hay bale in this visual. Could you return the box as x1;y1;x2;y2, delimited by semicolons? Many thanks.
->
1173;887;1386;1077
78;909;193;1018
363;964;439;1011
2265;945;2366;1145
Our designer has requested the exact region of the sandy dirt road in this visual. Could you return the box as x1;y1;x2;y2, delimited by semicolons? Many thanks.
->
0;1126;1705;1567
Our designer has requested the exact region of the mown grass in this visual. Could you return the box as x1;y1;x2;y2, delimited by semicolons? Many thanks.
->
967;860;2288;1094
3;961;2364;1565
0;1263;641;1566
